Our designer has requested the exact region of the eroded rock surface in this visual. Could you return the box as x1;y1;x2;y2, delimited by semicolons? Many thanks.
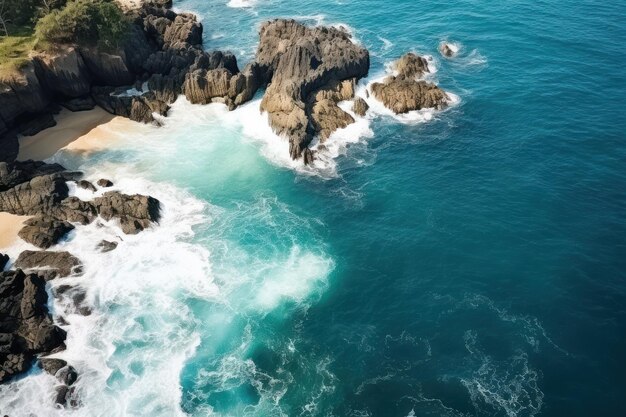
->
370;53;449;114
254;19;370;161
15;251;82;280
0;270;66;383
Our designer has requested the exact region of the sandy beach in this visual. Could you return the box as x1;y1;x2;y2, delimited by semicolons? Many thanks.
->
1;106;140;251
17;107;139;161
0;213;31;250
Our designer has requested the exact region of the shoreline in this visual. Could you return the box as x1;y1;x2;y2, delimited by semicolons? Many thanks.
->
17;107;133;161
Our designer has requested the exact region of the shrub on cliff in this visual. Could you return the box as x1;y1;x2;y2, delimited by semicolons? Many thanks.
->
35;0;129;49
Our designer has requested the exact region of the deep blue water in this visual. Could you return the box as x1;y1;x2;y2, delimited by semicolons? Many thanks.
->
171;0;626;416
2;0;625;416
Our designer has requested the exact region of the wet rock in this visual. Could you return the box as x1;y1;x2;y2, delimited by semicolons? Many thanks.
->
0;173;69;216
39;358;67;376
439;42;457;58
93;192;160;234
254;19;369;160
370;78;448;114
97;179;113;188
0;270;65;383
352;97;369;116
97;240;118;253
15;250;82;279
309;99;354;141
0;253;8;271
56;365;78;386
76;180;97;192
370;53;448;114
17;216;75;249
55;384;69;406
395;52;430;79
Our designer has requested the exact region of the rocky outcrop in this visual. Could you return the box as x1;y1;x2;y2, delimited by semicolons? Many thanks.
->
97;240;118;253
253;19;370;161
0;269;66;383
33;47;92;99
0;253;8;270
18;217;75;249
97;179;113;188
352;97;369;116
93;191;160;234
15;251;82;280
370;53;449;114
439;42;457;58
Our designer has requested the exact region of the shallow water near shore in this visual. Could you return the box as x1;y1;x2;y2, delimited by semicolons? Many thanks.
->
2;0;626;416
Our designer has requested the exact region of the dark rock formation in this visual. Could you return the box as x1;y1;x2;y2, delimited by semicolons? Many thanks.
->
0;253;8;270
352;97;369;117
33;47;92;99
17;217;75;249
254;19;370;161
0;160;66;192
97;240;118;253
93;192;160;234
77;180;97;192
60;96;96;112
0;270;66;383
15;251;82;280
97;179;113;188
370;53;448;114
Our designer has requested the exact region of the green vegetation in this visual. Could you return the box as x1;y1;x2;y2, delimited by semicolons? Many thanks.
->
0;0;129;77
35;0;129;49
0;25;36;78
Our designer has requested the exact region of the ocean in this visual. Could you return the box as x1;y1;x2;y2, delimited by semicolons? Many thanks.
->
1;0;625;416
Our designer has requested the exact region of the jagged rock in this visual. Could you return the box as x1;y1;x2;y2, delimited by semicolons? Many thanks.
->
77;180;97;192
0;131;19;163
0;160;66;192
97;179;114;188
18;216;75;249
0;270;66;383
80;48;134;86
50;197;97;225
60;96;96;112
55;385;69;405
0;353;31;383
0;62;50;128
395;52;430;79
97;240;118;252
93;192;160;234
309;99;354;141
371;77;448;113
0;173;70;216
370;53;448;114
352;97;369;116
39;358;67;376
56;365;78;386
255;19;369;160
33;47;92;98
0;253;8;270
92;86;169;124
15;251;82;279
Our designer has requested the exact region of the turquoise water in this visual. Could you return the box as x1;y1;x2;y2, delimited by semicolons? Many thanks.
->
2;0;626;416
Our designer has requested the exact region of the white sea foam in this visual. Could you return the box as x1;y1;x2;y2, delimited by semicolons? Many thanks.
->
0;99;336;416
227;0;257;8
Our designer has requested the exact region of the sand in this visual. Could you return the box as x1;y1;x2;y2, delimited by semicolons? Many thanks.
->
17;107;139;161
0;213;30;250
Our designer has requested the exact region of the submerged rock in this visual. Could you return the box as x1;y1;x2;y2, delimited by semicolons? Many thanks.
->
76;180;97;193
97;179;114;188
97;240;118;253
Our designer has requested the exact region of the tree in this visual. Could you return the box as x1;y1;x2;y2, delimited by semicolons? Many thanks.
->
0;0;9;36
